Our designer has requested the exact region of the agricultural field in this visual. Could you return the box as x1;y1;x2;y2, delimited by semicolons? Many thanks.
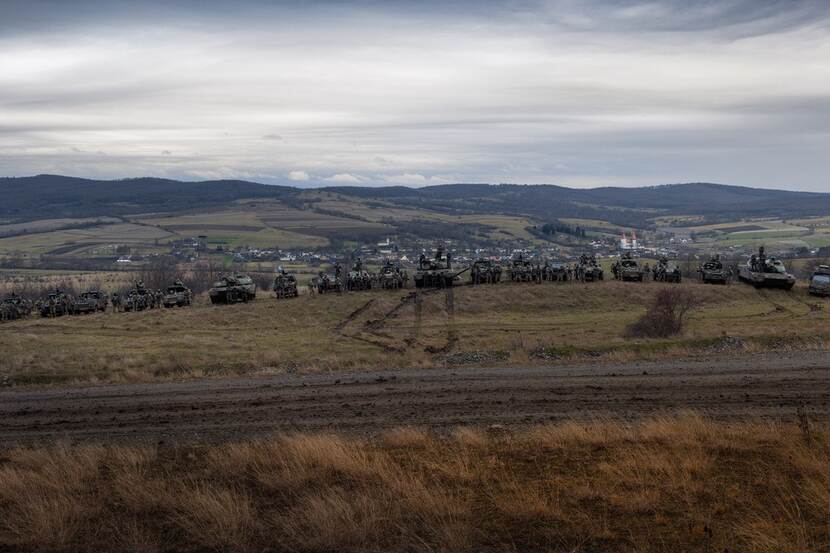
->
0;222;173;255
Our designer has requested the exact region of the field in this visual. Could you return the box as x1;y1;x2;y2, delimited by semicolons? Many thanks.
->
0;415;827;552
2;280;829;386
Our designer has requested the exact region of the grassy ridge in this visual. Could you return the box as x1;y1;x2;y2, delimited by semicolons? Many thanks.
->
1;280;828;386
0;414;827;552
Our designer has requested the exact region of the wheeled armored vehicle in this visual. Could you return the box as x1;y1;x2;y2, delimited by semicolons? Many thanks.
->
1;294;33;321
470;258;502;284
378;261;408;289
612;252;645;282
39;290;74;317
576;254;603;282
73;290;109;314
310;271;342;294
653;257;681;283
808;265;830;297
273;269;299;299
163;280;193;307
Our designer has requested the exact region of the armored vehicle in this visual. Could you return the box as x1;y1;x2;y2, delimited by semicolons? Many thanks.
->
163;280;193;307
508;254;535;282
1;294;33;321
73;290;109;314
378;261;408;289
123;281;152;312
470;258;501;284
209;273;257;304
653;257;681;283
738;246;795;290
575;254;603;282
414;246;468;288
544;261;570;282
698;255;729;284
273;269;299;299
808;265;830;297
612;252;645;282
39;290;74;317
345;259;373;291
310;271;342;294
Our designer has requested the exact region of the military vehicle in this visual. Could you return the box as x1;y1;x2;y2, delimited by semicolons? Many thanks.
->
163;280;193;307
414;246;468;288
470;258;502;284
1;294;33;321
544;261;570;282
39;290;74;317
345;259;373;291
738;246;796;290
576;254;603;282
273;269;299;298
612;252;645;282
209;273;257;304
808;265;830;297
698;255;729;284
653;257;681;283
508;254;534;282
123;281;152;312
378;261;408;289
310;271;342;294
72;290;109;314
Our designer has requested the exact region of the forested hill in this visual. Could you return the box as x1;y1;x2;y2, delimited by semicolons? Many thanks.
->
3;175;830;227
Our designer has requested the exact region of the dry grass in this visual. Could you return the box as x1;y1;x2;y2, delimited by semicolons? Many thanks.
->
1;280;829;385
0;415;828;552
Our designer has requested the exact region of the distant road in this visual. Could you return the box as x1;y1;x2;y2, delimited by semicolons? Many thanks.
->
1;351;828;446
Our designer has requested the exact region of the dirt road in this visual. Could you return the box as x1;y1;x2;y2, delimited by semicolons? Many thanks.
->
1;351;828;446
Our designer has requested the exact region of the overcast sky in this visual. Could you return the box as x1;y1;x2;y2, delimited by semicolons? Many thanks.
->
1;0;829;190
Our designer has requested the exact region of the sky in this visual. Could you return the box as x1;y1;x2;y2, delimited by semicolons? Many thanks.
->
1;0;829;190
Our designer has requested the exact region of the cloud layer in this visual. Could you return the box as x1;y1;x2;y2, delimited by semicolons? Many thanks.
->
1;0;829;190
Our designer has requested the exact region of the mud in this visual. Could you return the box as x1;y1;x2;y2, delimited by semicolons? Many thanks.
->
1;351;828;447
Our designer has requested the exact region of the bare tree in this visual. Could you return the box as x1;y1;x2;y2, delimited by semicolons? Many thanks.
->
625;288;702;339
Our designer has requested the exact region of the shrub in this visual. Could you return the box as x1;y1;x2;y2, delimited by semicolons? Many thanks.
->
625;288;701;339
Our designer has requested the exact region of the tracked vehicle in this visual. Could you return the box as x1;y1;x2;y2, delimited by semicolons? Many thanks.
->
414;246;468;288
698;255;729;284
808;265;830;297
738;247;795;290
209;273;256;304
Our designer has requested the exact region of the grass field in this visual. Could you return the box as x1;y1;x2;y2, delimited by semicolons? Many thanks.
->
0;414;826;552
1;280;828;386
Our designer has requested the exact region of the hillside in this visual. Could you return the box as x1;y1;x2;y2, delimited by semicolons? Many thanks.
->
4;176;830;228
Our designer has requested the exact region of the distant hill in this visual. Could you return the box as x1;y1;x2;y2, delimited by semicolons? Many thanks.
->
3;175;830;228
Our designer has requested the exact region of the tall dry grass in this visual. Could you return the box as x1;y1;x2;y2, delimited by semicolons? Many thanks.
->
0;415;828;552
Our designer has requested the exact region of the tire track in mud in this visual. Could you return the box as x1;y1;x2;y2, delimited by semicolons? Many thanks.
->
1;351;829;446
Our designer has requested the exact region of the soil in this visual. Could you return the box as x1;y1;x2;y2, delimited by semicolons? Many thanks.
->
1;351;828;447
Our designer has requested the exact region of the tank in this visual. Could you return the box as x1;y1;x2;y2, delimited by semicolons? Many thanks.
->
575;254;603;282
653;257;681;283
470;258;502;284
737;246;795;290
39;290;74;317
808;265;830;297
209;273;256;304
414;246;468;288
73;290;109;314
612;252;645;282
698;255;729;284
1;293;33;321
163;280;193;307
378;261;408;289
273;269;299;299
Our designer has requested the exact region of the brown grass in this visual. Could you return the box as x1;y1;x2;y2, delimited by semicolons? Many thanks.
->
0;415;828;552
1;280;829;386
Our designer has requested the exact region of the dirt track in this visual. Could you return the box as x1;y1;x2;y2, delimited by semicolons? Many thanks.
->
1;351;829;446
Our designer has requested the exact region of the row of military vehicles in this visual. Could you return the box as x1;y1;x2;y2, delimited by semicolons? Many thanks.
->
2;246;829;322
